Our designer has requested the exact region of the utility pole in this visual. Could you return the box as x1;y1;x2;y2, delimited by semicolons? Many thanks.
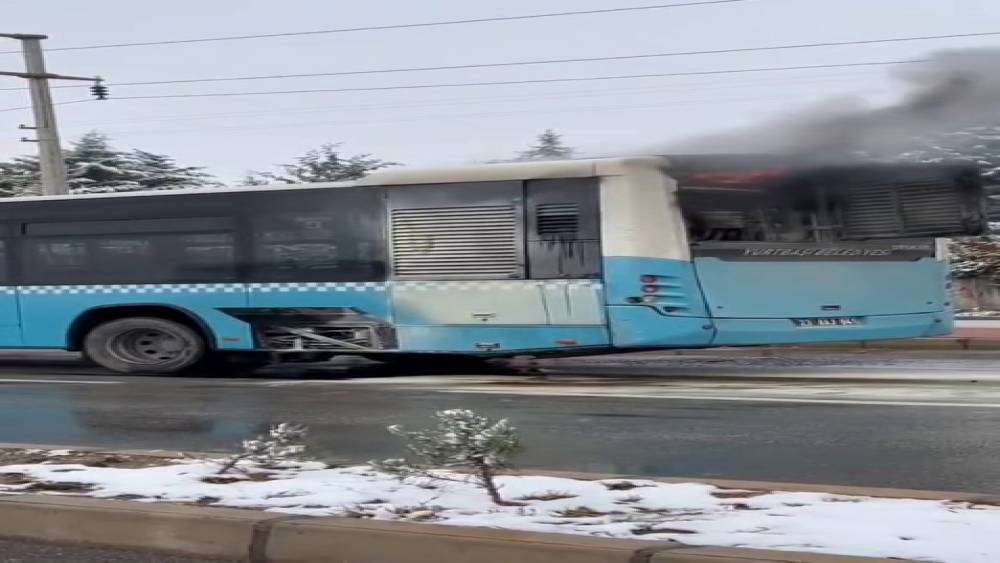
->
0;33;103;195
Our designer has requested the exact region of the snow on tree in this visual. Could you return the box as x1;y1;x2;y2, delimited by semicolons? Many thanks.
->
216;423;310;474
0;131;219;196
131;149;218;191
0;156;42;197
373;409;523;505
515;129;575;161
244;143;398;184
949;238;1000;280
64;131;145;193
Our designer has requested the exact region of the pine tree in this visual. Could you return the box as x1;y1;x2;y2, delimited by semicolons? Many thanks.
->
515;129;575;161
64;131;144;193
131;149;217;191
0;156;41;197
1;132;218;196
245;143;397;184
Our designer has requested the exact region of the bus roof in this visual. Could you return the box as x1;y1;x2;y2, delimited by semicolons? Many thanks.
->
0;156;662;204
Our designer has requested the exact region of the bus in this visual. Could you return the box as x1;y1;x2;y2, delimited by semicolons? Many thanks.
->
0;156;985;374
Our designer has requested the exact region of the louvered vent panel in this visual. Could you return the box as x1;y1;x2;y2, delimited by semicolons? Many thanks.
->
392;205;520;278
536;203;579;236
843;180;966;238
898;182;965;234
843;185;900;237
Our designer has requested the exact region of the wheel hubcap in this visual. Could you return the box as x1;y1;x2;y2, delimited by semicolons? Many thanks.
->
109;328;189;365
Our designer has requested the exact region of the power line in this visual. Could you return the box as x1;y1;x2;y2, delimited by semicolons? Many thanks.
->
74;90;880;137
0;99;93;113
60;69;883;128
7;29;994;92
0;0;748;55
104;59;923;101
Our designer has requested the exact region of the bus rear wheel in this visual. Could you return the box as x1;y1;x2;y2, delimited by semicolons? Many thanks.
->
83;317;206;374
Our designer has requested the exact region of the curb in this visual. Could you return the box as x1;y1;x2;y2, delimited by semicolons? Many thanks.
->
1;447;983;562
0;495;892;563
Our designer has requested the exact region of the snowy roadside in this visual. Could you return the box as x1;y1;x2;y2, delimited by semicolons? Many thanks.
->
0;449;997;563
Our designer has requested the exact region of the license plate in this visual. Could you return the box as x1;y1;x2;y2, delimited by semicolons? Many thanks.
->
792;317;865;327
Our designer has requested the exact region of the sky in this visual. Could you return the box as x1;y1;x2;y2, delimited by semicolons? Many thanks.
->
1;0;999;183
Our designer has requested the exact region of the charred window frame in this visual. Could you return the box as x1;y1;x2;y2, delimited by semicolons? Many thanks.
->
677;164;986;244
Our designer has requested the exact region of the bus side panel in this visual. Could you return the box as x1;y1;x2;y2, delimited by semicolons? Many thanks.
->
603;256;715;348
710;313;949;345
0;287;22;346
17;286;253;350
694;257;952;345
395;325;609;353
607;306;714;348
391;280;606;353
694;258;947;318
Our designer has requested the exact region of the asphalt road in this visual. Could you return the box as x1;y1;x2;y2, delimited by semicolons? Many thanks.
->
0;350;999;493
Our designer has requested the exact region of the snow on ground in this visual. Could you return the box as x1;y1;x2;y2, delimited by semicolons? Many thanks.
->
0;460;997;563
956;310;1000;318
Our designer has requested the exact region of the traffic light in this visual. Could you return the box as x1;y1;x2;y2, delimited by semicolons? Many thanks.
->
90;80;109;100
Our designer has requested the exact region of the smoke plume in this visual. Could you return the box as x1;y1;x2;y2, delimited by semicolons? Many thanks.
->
669;48;1000;158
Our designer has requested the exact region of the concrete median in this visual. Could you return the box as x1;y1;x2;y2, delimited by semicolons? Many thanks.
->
0;494;894;562
0;494;279;560
0;469;970;562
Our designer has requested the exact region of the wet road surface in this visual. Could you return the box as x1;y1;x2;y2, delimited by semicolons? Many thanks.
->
0;350;998;492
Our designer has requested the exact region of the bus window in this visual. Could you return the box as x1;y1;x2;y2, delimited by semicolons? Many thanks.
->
21;217;238;285
526;178;601;279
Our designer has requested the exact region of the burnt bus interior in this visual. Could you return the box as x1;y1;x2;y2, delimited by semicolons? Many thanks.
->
671;158;986;250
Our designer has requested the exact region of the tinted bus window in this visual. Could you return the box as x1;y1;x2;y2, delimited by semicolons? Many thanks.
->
21;218;237;285
247;188;386;282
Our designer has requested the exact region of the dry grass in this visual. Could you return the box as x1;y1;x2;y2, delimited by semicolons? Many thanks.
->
601;481;652;491
0;448;175;469
517;490;578;501
23;481;95;493
554;506;608;518
632;525;697;536
711;489;766;499
0;472;30;485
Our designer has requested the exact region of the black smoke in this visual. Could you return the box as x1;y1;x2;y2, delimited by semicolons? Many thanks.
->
670;48;1000;159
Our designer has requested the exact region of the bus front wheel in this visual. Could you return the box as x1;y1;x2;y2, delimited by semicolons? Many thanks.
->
83;317;206;374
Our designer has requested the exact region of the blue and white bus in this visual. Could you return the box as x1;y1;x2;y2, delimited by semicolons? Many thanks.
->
0;156;985;373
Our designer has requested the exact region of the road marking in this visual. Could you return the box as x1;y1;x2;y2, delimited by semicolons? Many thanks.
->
0;378;121;385
441;388;1000;408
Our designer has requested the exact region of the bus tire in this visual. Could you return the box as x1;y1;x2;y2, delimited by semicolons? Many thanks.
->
83;317;206;374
